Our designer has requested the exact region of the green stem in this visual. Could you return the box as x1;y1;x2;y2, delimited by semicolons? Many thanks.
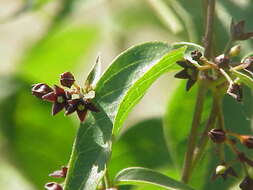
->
203;0;216;58
103;171;110;189
224;38;234;56
191;91;220;172
181;83;207;183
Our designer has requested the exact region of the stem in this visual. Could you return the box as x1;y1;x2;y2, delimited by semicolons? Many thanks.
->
203;0;216;58
103;169;111;188
224;38;234;56
191;92;220;171
181;83;207;183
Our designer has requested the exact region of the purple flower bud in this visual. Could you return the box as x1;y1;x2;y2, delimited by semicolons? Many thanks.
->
31;83;53;99
49;166;68;178
45;182;63;190
208;129;226;144
60;72;75;88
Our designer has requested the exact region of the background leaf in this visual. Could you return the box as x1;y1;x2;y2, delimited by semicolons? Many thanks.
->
19;25;99;84
114;167;195;190
64;42;186;190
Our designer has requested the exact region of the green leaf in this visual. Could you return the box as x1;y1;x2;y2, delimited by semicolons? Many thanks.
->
231;69;253;89
84;55;102;89
109;118;172;179
63;42;186;190
18;25;99;84
114;167;195;190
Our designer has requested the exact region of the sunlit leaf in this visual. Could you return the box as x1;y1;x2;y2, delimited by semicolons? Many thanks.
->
114;167;195;190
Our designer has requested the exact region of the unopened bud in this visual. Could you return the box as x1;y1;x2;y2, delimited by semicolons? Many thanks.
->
240;135;253;149
45;182;63;190
191;50;202;61
243;56;253;72
208;129;226;143
229;45;241;57
32;83;53;99
216;165;227;175
215;54;230;69
227;83;243;102
60;72;75;88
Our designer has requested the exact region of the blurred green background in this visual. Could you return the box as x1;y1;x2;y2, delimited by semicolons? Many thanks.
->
0;0;253;190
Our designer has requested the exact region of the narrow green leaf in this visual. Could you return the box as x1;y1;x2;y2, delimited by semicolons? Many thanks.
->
84;55;102;89
114;167;195;190
63;42;186;190
231;69;253;89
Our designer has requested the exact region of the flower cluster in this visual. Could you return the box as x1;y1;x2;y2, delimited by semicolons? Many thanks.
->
32;72;99;122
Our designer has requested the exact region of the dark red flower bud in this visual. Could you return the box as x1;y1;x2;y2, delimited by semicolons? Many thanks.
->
42;85;71;115
31;83;53;99
60;72;75;88
215;54;230;69
191;50;202;61
240;135;253;149
208;129;226;144
243;56;253;72
49;166;68;178
227;83;243;102
45;182;63;190
239;176;253;190
231;20;253;41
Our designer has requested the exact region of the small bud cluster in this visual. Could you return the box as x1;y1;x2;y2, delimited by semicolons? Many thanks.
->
208;128;253;187
32;72;99;122
45;166;68;190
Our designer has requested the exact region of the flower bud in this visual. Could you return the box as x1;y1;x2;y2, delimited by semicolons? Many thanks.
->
239;176;253;190
215;54;230;69
240;135;253;149
191;50;202;61
45;182;63;190
227;83;243;102
60;72;75;88
229;45;241;57
208;129;226;143
32;83;53;99
49;166;68;178
243;56;253;72
216;165;227;175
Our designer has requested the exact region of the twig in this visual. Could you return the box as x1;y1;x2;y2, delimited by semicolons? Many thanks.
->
203;0;216;59
181;83;207;183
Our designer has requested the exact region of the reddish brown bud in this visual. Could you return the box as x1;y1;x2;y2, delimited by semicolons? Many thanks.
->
31;83;53;99
231;20;253;41
45;182;63;190
60;72;75;88
240;135;253;149
208;129;226;144
49;166;68;178
215;54;230;69
191;50;202;61
227;83;243;102
239;176;253;190
243;56;253;72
